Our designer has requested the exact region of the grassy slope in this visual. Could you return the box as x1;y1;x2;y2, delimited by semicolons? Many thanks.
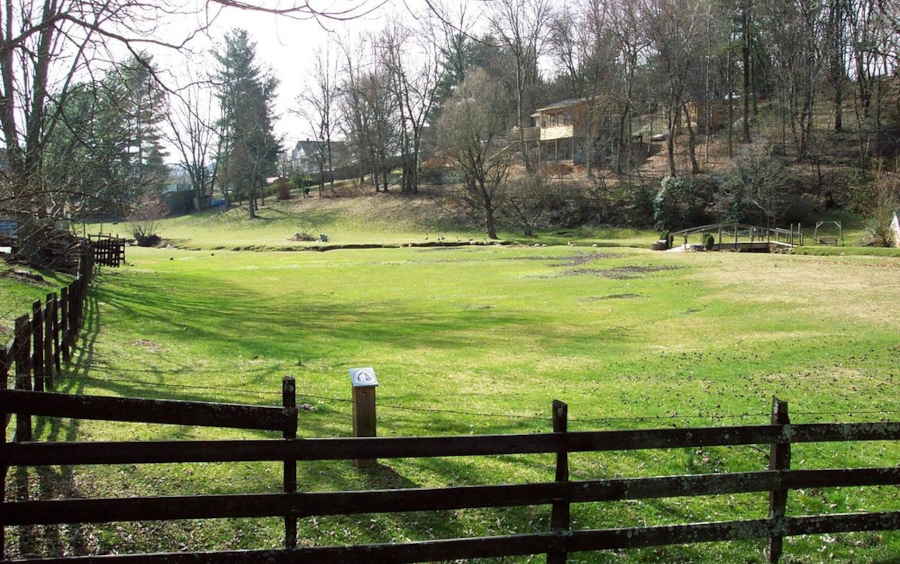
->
9;236;900;562
0;265;71;338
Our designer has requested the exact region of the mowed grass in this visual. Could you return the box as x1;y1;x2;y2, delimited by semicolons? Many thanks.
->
9;241;900;562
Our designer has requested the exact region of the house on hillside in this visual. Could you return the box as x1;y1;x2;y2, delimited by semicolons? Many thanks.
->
510;98;620;164
290;139;351;180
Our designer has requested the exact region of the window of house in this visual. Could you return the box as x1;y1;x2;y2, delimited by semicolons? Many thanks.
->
566;113;573;125
551;115;557;126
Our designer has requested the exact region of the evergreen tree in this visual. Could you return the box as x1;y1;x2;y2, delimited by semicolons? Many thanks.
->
213;29;281;218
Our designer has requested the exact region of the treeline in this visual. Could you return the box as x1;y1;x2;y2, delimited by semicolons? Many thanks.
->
1;0;899;263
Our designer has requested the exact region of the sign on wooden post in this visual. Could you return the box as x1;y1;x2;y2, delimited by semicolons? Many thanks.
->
350;367;378;469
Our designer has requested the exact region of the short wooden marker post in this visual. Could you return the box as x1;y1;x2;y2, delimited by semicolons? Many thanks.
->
350;367;378;468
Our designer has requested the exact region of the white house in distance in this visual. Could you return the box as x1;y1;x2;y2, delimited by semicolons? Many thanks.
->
891;211;900;248
289;139;351;179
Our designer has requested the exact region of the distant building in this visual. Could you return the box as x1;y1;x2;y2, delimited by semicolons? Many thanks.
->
290;139;350;176
891;211;900;248
163;164;192;194
511;98;615;163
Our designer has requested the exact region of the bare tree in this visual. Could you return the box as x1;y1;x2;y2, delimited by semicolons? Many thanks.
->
765;0;826;161
487;0;553;172
641;0;711;177
338;34;398;193
438;68;510;239
166;80;219;212
297;42;339;195
379;19;442;195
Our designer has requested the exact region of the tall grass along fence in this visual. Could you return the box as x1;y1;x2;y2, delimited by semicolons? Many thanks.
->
1;249;94;441
3;388;900;564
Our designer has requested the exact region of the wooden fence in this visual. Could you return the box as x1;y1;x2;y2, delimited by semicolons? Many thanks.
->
1;250;93;441
88;234;125;268
3;390;900;564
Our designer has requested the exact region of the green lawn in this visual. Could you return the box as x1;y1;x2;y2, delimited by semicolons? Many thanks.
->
8;239;900;563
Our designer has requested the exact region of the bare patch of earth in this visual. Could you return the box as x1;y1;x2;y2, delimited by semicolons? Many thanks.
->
130;339;162;352
0;269;54;287
581;293;644;301
564;265;682;279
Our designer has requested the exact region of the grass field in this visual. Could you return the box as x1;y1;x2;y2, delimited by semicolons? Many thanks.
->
7;227;900;562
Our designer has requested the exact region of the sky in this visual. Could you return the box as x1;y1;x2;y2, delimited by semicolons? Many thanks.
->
166;0;445;154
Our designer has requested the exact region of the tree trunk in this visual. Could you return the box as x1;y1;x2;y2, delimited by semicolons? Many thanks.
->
742;0;752;144
666;105;678;178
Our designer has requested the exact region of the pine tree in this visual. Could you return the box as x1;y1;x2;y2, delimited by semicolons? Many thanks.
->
213;29;281;218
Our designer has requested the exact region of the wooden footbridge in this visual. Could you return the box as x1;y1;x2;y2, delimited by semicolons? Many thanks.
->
671;223;803;252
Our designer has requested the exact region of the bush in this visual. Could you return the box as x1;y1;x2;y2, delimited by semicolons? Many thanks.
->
713;150;793;225
703;233;715;250
273;178;292;200
653;176;716;231
616;183;656;228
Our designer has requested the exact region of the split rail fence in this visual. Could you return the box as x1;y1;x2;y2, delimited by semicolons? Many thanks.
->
3;385;900;564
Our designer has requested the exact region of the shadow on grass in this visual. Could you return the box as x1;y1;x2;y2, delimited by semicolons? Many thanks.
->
11;284;99;558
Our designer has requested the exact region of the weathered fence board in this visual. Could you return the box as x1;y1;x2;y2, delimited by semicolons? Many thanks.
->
0;390;295;432
5;467;900;528
7;421;900;468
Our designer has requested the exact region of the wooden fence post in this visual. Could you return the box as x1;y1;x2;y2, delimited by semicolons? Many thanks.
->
50;293;61;375
283;376;298;550
767;397;791;564
60;286;70;363
548;400;570;564
14;315;32;442
0;341;10;388
44;293;55;390
31;300;44;393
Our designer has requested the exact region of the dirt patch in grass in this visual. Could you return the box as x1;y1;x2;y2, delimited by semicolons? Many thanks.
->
131;339;163;352
581;293;644;301
552;253;624;266
566;265;682;279
0;269;54;287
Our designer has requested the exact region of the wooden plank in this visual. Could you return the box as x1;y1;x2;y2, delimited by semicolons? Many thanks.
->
0;341;10;387
13;315;32;442
10;468;897;527
10;513;900;564
60;286;70;363
44;293;55;390
791;422;900;443
6;422;900;468
0;390;292;431
767;398;791;563
31;300;44;392
281;376;297;550
548;400;569;564
0;533;560;564
1;494;290;525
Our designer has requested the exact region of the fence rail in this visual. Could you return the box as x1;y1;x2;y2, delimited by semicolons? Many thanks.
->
3;390;900;564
